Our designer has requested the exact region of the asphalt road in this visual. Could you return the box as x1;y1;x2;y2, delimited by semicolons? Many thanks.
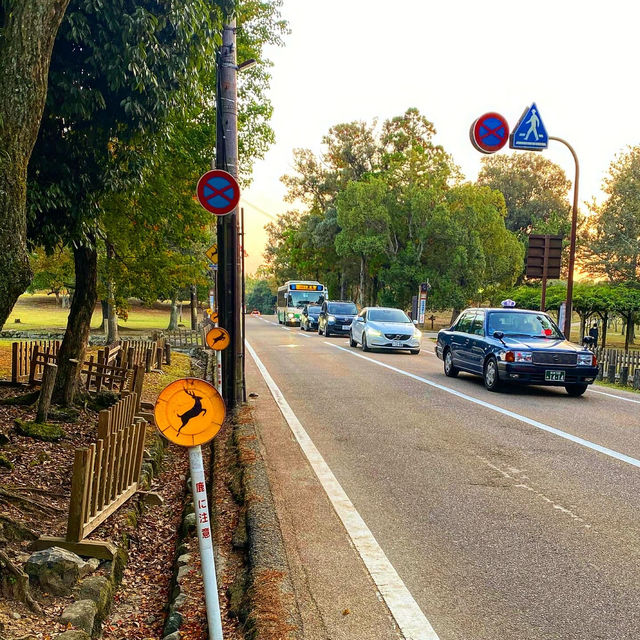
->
246;315;640;640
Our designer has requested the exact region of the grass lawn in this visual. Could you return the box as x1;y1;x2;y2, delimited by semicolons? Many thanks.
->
3;294;193;334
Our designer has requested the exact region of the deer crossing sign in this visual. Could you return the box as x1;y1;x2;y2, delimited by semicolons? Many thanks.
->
154;378;225;447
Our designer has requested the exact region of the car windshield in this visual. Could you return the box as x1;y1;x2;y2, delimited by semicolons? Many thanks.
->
487;311;563;339
368;308;410;323
306;306;321;314
328;303;357;315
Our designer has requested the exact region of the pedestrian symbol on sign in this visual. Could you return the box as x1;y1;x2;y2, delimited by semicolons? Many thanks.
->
510;103;548;150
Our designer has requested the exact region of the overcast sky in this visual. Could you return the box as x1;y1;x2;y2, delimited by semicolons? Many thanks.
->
242;0;640;274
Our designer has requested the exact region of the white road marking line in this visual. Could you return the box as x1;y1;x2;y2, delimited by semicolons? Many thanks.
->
588;388;640;404
246;340;440;640
326;342;640;471
297;331;310;338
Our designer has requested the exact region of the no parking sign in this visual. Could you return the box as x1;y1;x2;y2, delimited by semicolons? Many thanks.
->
197;169;240;216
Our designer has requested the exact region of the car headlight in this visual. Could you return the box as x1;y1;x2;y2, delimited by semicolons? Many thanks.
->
288;313;294;318
328;315;336;322
367;327;383;337
413;328;422;338
504;351;532;363
577;353;595;366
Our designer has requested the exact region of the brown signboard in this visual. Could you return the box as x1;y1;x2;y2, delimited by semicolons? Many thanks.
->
526;234;563;279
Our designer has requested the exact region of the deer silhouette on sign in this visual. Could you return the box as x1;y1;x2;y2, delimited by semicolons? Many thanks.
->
177;389;207;433
209;330;228;348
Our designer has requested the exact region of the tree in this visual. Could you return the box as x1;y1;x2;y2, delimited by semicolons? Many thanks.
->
477;152;571;238
27;1;286;398
28;246;74;306
581;146;640;282
0;0;72;327
246;278;276;314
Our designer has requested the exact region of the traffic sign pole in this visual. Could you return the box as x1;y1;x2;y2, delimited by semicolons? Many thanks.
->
189;445;224;640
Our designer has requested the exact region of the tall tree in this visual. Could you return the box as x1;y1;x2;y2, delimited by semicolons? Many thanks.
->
0;0;71;327
477;152;571;238
581;146;640;282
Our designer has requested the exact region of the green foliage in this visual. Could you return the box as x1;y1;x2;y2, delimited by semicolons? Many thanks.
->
27;246;74;300
246;278;275;314
477;152;571;238
581;146;640;282
14;418;66;442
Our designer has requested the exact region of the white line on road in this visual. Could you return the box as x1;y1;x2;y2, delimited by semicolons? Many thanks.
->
326;342;640;471
246;340;440;640
588;387;640;404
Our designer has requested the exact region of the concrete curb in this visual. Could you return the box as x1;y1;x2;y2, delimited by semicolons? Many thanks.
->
233;417;302;640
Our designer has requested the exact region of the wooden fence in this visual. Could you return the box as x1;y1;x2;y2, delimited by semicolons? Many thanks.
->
35;393;147;559
99;338;167;372
595;347;640;389
164;327;205;348
10;340;60;384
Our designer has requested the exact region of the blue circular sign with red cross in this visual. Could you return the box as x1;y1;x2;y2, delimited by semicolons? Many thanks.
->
197;169;240;216
470;112;510;154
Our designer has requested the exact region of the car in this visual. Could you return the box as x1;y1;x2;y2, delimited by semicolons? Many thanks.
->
349;306;421;354
434;304;599;396
300;304;321;331
318;300;358;337
250;309;261;317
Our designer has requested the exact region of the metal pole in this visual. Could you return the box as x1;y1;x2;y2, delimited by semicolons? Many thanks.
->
190;284;198;330
240;206;246;402
549;136;579;340
216;19;242;410
540;234;550;312
188;446;224;640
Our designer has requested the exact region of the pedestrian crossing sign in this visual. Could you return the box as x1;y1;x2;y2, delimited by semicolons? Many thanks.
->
510;103;548;150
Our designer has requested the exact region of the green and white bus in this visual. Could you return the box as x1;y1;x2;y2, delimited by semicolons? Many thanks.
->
276;281;328;325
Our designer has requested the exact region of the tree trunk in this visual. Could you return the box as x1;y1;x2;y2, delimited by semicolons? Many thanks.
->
53;240;98;403
0;1;72;328
101;300;109;334
358;255;366;308
168;294;179;330
600;311;608;348
106;288;118;345
339;270;346;300
190;285;198;329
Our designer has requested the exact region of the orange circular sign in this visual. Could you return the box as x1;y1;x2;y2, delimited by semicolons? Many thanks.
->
154;378;225;447
209;311;219;323
206;327;230;351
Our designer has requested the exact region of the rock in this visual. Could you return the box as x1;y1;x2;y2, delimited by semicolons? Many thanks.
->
176;565;191;582
14;418;66;442
181;512;196;536
177;553;191;567
170;592;188;612
163;632;181;640
54;631;91;640
10;612;20;620
60;599;97;634
24;547;91;596
146;614;157;624
163;611;183;636
85;558;101;573
77;575;113;623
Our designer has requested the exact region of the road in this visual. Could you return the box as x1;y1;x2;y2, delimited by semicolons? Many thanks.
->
245;315;640;640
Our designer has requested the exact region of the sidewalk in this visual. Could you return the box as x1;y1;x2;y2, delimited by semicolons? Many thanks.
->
244;353;402;640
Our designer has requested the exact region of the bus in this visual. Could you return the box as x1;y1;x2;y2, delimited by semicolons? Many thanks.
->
276;281;328;325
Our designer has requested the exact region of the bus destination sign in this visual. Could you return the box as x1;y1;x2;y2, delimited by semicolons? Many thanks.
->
291;284;323;291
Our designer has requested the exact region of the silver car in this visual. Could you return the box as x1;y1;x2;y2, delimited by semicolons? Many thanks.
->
350;307;422;354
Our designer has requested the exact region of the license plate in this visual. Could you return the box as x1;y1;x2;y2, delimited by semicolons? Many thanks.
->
342;325;351;330
392;340;404;347
545;370;565;382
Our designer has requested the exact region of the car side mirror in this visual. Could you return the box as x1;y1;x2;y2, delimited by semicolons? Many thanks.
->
493;330;504;340
412;319;418;325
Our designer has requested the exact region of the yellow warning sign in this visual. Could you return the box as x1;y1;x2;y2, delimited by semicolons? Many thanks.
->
209;311;219;323
205;243;218;265
206;327;230;351
154;378;225;447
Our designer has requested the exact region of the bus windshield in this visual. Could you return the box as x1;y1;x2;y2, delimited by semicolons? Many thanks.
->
287;291;325;307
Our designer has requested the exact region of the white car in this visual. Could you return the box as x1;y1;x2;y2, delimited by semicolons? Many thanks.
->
350;307;421;354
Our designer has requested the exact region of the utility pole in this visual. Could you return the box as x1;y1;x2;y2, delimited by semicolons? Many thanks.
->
216;18;243;409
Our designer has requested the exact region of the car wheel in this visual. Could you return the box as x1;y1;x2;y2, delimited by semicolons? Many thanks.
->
483;357;501;392
362;333;370;352
325;327;331;337
443;348;458;377
410;349;420;355
565;383;588;397
349;332;357;347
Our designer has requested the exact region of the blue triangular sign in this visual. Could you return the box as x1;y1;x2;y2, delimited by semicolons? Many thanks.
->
510;103;548;150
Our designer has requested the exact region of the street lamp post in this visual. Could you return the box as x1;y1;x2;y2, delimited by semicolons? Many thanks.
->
549;136;580;340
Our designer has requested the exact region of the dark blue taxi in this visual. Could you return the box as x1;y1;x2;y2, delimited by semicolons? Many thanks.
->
435;304;598;396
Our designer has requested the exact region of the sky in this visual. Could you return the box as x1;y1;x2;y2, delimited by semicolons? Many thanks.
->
241;0;640;274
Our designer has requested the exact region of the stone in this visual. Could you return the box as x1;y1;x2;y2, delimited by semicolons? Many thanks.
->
54;631;91;640
77;575;113;622
146;614;157;624
24;547;91;596
163;632;181;640
60;599;97;634
176;553;191;567
10;612;20;620
163;611;183;636
85;558;101;572
182;513;196;536
176;565;191;582
170;592;188;612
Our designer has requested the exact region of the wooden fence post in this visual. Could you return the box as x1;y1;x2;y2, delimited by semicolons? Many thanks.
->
607;363;616;384
620;366;629;387
164;342;171;366
36;363;58;423
144;348;153;373
11;343;19;384
66;448;92;543
633;370;640;390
